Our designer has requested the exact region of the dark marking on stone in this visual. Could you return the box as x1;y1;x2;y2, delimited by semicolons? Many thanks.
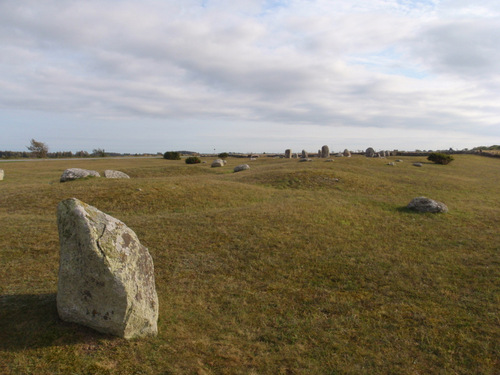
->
122;232;134;248
82;290;92;300
135;291;142;302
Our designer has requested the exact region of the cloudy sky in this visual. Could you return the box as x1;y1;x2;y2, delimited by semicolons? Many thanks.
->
1;0;499;154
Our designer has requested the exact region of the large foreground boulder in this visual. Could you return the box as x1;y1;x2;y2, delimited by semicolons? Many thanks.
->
407;197;448;213
104;170;130;179
60;168;100;182
57;198;159;339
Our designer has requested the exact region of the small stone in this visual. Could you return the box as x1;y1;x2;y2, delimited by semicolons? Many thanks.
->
413;163;423;167
104;170;130;179
325;159;334;162
211;159;225;167
396;159;403;162
299;158;312;162
60;168;100;182
0;169;4;181
387;162;396;166
234;164;250;172
407;196;448;213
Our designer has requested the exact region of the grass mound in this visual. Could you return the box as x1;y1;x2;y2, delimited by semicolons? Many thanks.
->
240;169;341;190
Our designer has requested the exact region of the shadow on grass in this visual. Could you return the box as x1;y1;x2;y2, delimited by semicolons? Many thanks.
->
0;293;115;352
396;206;419;214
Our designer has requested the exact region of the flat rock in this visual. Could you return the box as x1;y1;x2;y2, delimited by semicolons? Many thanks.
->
413;163;423;167
57;198;159;339
211;159;226;167
299;158;312;162
407;196;448;213
104;170;130;179
60;168;100;182
234;164;250;172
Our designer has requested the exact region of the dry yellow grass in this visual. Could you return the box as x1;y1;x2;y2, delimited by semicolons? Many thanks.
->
0;155;499;374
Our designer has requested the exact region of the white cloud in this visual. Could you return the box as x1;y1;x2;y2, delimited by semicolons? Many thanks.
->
0;0;498;152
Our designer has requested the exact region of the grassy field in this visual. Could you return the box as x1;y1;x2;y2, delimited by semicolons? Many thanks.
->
0;155;498;374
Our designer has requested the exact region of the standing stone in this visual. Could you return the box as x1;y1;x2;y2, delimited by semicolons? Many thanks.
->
365;147;375;157
285;149;292;158
104;170;130;179
60;168;100;182
407;197;448;213
0;169;3;181
57;198;159;339
301;150;308;158
321;145;330;158
343;149;351;157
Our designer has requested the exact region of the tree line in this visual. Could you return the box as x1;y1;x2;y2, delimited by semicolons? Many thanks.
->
0;139;103;159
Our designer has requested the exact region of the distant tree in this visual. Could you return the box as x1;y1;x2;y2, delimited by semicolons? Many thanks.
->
75;150;89;158
428;152;454;165
163;151;181;160
27;139;49;158
185;156;201;164
217;152;229;159
92;148;107;157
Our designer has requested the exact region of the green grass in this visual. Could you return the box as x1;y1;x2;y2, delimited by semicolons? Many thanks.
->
0;155;499;374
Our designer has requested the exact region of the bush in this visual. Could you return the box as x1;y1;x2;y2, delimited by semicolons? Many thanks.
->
427;152;454;165
218;152;229;159
185;156;201;164
163;151;181;160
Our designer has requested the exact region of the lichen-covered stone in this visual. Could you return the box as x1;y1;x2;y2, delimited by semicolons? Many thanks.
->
104;170;130;179
285;149;292;158
407;197;448;213
60;168;100;182
57;198;158;339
